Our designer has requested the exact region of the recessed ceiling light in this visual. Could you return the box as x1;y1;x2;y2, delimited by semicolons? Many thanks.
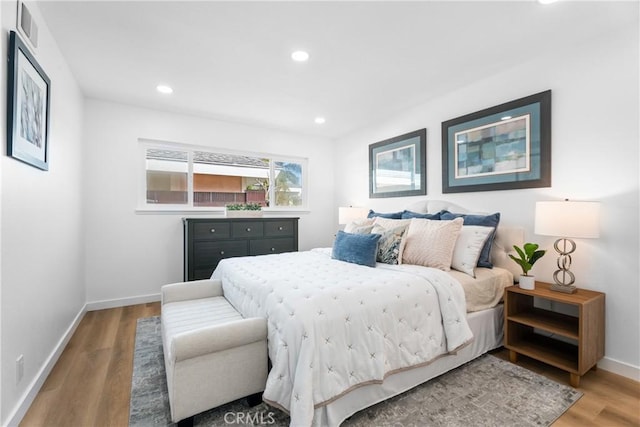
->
156;84;173;94
291;50;310;62
538;0;558;4
314;117;326;124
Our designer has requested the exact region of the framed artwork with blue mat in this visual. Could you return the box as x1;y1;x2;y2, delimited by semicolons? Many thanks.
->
442;91;551;193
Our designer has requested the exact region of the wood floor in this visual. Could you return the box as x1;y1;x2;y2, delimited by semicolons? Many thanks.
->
20;303;640;426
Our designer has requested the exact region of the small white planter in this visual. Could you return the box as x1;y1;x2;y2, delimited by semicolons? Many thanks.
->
225;210;263;218
519;275;536;290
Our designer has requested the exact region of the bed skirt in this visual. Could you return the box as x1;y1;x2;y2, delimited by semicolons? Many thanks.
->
312;304;504;427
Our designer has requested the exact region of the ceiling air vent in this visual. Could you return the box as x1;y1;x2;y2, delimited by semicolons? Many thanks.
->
17;1;38;49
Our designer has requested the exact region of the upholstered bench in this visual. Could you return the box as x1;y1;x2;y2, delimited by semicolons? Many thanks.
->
161;279;268;426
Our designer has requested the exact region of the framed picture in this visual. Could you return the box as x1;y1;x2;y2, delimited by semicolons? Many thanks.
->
441;90;551;193
369;128;426;198
7;30;51;171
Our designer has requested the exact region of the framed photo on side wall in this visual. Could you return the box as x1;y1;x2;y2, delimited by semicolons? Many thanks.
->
7;30;51;171
369;128;426;198
442;90;551;193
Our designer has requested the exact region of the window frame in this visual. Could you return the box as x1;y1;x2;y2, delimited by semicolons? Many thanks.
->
138;139;309;213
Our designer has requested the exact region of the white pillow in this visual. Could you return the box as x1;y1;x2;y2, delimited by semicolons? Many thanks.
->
451;225;494;277
344;218;374;234
400;218;464;270
373;217;412;230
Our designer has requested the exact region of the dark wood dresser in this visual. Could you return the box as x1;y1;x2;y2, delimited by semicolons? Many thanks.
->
183;217;299;281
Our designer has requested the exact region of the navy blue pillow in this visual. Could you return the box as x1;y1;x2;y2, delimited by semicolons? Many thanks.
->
332;230;382;267
367;209;404;219
440;212;501;268
401;209;445;220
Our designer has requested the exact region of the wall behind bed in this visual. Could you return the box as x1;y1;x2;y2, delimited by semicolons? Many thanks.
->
333;22;639;379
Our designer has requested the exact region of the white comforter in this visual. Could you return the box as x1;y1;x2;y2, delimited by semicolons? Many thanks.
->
212;250;473;426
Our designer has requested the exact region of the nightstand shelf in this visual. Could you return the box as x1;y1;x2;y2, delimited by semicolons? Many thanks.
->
504;282;605;387
508;308;579;340
507;333;579;373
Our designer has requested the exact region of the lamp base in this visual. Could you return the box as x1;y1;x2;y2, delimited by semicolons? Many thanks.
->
550;283;577;294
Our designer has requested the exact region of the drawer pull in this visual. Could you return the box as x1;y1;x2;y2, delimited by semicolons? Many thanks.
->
210;228;216;233
278;226;284;231
220;250;225;255
271;247;276;252
246;227;251;232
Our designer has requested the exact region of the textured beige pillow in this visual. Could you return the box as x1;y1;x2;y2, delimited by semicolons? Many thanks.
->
400;217;464;270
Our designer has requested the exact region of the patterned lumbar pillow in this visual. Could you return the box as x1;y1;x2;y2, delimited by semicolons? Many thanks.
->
371;224;408;265
451;225;494;277
400;218;464;270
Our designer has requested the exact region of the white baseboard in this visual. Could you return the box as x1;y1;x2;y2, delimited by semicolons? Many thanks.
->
6;294;160;426
599;356;640;382
6;304;87;427
85;293;160;311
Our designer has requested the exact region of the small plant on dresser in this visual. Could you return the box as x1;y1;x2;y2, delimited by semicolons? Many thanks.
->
225;203;263;217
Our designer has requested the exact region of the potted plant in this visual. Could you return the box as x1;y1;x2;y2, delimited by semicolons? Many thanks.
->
509;243;546;290
225;202;263;218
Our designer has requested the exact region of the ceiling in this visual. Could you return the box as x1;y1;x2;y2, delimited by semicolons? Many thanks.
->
36;1;637;139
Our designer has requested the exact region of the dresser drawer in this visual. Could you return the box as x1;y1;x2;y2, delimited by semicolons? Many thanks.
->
250;238;296;256
232;222;264;238
193;241;248;264
264;220;295;237
192;222;231;240
192;267;217;281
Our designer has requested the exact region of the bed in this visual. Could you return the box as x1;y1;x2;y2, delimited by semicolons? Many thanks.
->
211;200;524;426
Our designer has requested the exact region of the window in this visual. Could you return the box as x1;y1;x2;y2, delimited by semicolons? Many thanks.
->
140;140;308;211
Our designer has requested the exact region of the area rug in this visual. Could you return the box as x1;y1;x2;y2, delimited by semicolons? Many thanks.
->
129;316;582;427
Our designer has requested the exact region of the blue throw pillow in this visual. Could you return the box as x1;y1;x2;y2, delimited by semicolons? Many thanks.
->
367;209;404;219
440;212;501;268
401;209;446;220
332;230;382;267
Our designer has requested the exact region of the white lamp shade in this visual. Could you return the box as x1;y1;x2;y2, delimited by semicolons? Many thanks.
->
338;207;368;225
535;200;601;238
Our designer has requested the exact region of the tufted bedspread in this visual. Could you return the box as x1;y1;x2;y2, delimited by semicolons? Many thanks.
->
212;249;473;426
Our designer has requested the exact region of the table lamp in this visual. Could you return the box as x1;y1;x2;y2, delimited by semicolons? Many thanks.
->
534;199;601;293
338;206;369;226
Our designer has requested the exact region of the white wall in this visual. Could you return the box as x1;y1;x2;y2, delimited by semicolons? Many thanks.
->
334;23;639;377
0;1;86;424
0;0;4;420
82;100;336;305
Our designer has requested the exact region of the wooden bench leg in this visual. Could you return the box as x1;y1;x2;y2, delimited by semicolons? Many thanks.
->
247;392;263;407
509;350;518;363
177;416;194;427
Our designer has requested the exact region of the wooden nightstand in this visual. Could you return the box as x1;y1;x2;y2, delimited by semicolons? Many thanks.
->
504;282;605;387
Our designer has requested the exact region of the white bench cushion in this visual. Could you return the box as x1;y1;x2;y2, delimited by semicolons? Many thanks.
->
162;296;243;361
